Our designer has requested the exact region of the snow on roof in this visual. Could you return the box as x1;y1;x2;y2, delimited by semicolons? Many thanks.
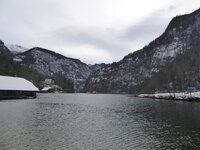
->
0;75;39;91
41;86;52;91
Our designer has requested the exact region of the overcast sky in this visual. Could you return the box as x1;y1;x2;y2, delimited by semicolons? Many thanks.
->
0;0;200;64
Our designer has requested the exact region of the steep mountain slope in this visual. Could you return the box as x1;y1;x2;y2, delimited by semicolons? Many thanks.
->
130;42;200;94
85;8;200;93
88;63;106;72
0;40;46;88
0;41;11;56
14;47;92;92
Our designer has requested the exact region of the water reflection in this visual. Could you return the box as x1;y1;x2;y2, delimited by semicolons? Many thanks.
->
0;94;200;149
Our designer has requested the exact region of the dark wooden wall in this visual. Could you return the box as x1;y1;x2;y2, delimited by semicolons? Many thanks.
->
0;90;37;100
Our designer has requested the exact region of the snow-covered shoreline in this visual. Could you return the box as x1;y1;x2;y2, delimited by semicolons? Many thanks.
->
138;92;200;101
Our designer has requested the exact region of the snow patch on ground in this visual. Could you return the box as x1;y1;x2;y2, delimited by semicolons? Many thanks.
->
13;58;23;62
41;86;52;91
138;92;200;100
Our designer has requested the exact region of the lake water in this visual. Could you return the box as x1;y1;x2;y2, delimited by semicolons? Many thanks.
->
0;94;200;150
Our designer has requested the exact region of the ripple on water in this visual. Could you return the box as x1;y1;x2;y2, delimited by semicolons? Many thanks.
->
0;94;200;150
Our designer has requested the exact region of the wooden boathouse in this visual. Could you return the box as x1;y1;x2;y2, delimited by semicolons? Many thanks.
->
0;75;39;99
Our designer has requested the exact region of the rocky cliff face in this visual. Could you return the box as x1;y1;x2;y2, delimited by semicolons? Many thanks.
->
88;63;106;72
0;41;11;56
130;42;200;94
14;47;92;92
85;8;200;93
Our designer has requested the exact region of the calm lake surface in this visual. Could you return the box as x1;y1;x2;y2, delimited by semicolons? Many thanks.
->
0;94;200;150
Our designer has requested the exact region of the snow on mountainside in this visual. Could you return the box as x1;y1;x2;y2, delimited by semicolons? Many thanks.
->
85;8;200;93
14;47;92;92
6;44;28;54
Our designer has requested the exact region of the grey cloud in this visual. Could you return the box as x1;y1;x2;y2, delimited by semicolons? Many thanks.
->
51;27;129;52
121;10;171;44
0;0;199;64
51;9;171;55
0;0;67;46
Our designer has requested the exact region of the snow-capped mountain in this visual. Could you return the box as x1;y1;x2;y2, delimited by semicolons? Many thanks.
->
6;44;28;54
85;8;200;93
14;47;93;92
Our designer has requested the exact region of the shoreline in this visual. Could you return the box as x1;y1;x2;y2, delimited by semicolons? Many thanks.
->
137;92;200;102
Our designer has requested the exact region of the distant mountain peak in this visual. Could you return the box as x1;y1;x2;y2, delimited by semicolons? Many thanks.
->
6;44;28;54
15;47;92;92
24;47;84;64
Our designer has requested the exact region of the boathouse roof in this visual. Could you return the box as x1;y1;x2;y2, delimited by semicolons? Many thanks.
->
0;75;39;91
